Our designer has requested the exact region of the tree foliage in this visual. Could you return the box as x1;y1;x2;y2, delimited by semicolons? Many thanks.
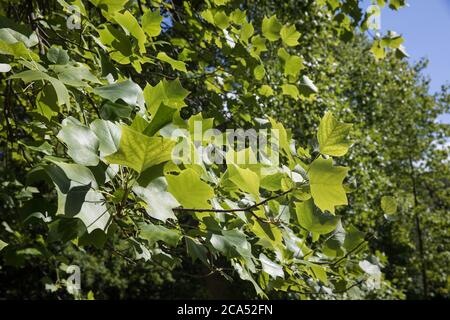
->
0;0;448;300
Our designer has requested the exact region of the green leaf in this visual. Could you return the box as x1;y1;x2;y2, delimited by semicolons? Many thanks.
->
381;196;397;214
226;164;260;200
210;229;254;265
143;104;176;136
317;111;353;157
389;0;406;10
97;24;132;64
10;70;70;106
93;79;144;109
100;101;133;121
90;119;121;157
130;114;149;132
0;26;38;47
19;140;53;155
47;46;69;65
258;85;274;96
281;83;300;100
260;172;285;191
259;253;284;279
214;11;230;30
36;84;59;120
105;125;175;173
200;9;215;24
144;78;190;115
133;177;179;222
57;117;99;166
79;229;107;248
89;0;128;13
44;161;111;233
0;239;8;251
370;40;386;60
233;262;266;298
262;15;282;41
50;64;100;87
309;263;328;284
280;24;300;46
230;8;246;24
185;237;208;264
250;219;283;249
295;199;339;234
113;10;146;53
250;35;267;57
381;31;404;49
309;156;349;214
139;223;181;247
278;48;304;78
253;64;265;81
343;224;365;252
142;9;163;37
0;39;39;60
239;21;254;43
213;0;231;6
47;77;71;107
156;52;187;73
166;168;214;209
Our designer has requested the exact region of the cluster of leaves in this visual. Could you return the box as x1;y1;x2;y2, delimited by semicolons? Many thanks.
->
1;0;437;300
249;0;449;299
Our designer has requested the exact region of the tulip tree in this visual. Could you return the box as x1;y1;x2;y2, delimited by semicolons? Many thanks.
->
0;0;408;298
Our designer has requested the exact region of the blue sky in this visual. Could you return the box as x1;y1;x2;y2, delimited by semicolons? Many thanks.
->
363;0;450;123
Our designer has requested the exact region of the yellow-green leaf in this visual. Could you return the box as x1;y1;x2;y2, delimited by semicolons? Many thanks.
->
227;164;260;200
262;15;282;41
317;111;353;157
166;168;214;209
156;52;187;73
105;125;175;173
142;9;162;37
309;156;349;214
280;24;300;46
381;196;397;214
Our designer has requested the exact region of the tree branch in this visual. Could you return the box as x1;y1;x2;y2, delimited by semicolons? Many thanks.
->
173;188;294;213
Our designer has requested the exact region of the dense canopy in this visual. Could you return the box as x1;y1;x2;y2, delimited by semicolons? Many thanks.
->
0;0;448;300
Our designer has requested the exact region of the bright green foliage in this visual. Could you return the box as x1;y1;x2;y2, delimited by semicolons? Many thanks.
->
1;0;437;301
281;83;300;100
166;169;214;209
0;239;8;251
262;15;282;41
296;199;339;235
142;9;163;37
226;164;260;200
309;156;349;214
278;48;304;78
318;111;353;157
139;223;181;247
105;126;175;173
381;196;397;215
144;79;190;115
280;24;300;46
156;52;187;73
133;178;179;222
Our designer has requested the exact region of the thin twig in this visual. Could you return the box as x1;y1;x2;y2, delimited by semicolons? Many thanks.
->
173;188;294;213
